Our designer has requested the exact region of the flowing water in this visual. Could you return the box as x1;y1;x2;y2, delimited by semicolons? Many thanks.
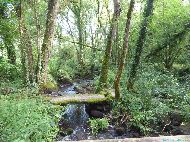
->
57;80;91;141
55;80;190;141
57;80;121;141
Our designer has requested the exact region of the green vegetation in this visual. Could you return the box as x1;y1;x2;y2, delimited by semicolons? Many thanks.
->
88;118;109;135
0;0;190;141
0;92;61;142
112;64;190;135
39;81;58;93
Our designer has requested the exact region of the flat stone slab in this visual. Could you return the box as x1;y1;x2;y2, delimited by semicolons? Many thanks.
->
68;135;190;142
47;93;114;105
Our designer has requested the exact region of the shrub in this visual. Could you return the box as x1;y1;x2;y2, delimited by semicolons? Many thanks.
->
0;59;20;81
88;118;109;135
112;64;190;135
0;92;61;142
112;93;170;135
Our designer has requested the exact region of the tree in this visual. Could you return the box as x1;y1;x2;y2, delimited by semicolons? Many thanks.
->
146;22;190;70
145;0;190;70
97;0;121;92
17;1;35;84
70;0;86;67
127;0;154;91
3;32;16;65
31;0;42;83
41;0;60;83
18;0;27;84
114;0;135;99
0;3;16;64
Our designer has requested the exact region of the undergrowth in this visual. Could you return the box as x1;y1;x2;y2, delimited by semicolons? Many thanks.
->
0;91;61;142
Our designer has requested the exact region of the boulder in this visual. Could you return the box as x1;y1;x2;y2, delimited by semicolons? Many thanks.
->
86;102;112;118
39;81;58;94
170;111;183;126
115;126;125;136
90;110;104;118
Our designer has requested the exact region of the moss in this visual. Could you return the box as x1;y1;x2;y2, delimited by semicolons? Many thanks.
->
40;81;58;93
48;92;115;105
50;97;107;105
100;89;114;100
66;128;74;135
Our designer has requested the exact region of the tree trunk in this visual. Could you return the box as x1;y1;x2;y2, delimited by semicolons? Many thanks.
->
31;0;41;83
97;0;121;92
114;0;135;99
41;0;59;83
127;0;154;91
18;0;27;84
4;38;16;65
16;0;35;84
23;26;35;83
71;0;85;68
77;15;85;67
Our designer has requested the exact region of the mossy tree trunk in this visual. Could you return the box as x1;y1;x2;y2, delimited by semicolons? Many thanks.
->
97;0;121;92
70;0;85;68
4;36;16;65
127;0;154;91
17;1;35;84
32;0;41;83
114;0;135;100
0;4;16;65
18;0;27;84
23;26;35;84
41;0;59;83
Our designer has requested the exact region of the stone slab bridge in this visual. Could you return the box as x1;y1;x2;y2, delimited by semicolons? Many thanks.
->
46;91;115;105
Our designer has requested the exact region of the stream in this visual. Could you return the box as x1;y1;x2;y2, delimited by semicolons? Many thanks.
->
56;80;122;141
57;80;92;141
54;80;190;141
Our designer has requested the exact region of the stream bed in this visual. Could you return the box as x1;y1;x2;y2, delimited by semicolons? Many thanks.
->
53;80;190;141
54;80;129;141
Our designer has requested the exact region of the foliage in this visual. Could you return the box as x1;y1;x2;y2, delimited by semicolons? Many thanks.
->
88;118;109;135
0;59;20;81
112;64;190;135
49;45;101;81
112;93;170;135
0;92;61;142
0;0;190;139
145;0;190;69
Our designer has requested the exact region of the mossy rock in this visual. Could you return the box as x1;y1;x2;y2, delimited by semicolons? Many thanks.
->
59;128;73;136
40;81;58;94
66;128;74;135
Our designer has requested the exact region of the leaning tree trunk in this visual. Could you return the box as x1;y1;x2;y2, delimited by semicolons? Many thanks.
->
97;0;121;92
127;0;154;91
114;0;135;100
41;0;59;83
